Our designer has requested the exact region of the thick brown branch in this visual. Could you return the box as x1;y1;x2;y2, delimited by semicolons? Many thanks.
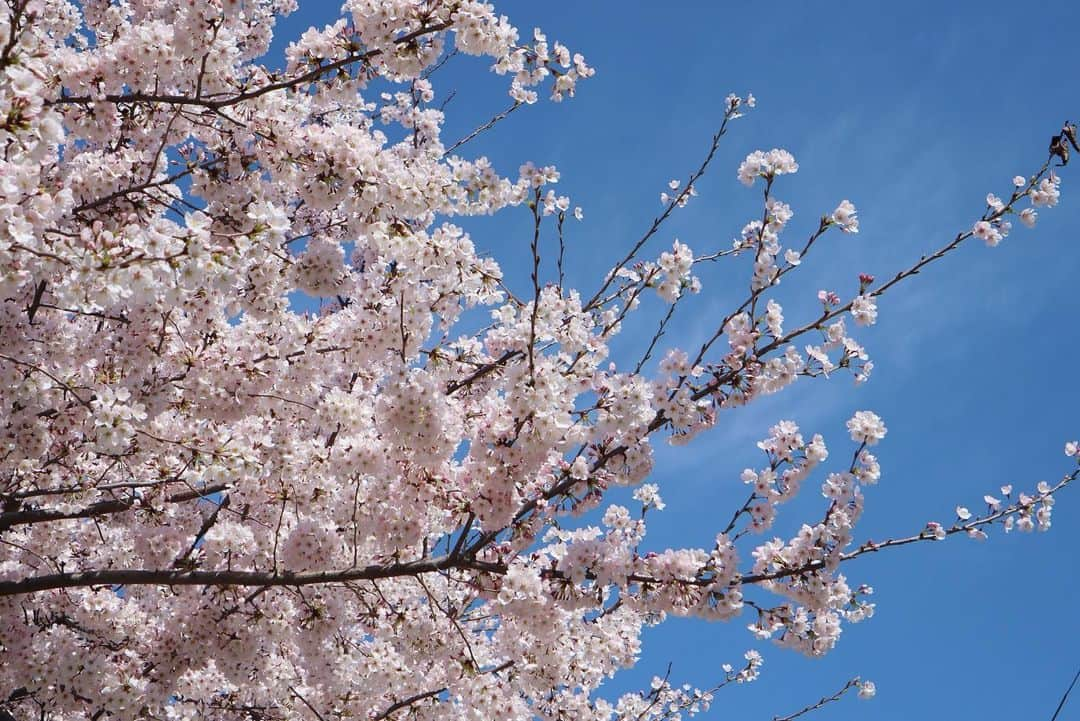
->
445;350;522;394
47;22;452;111
72;160;220;215
0;483;230;532
0;555;503;597
371;688;444;721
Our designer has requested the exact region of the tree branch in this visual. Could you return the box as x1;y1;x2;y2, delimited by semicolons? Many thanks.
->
48;22;452;110
0;555;506;597
770;677;860;721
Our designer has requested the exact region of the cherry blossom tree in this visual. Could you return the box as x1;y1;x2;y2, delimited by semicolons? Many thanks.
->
0;1;1076;720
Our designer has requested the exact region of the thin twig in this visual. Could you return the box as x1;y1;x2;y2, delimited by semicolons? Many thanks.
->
1050;667;1080;721
771;677;860;721
443;101;521;157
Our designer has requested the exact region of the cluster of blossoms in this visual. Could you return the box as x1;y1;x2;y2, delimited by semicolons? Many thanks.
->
0;2;1073;721
972;173;1062;246
89;386;148;455
654;241;699;303
608;651;764;721
660;178;699;208
846;410;887;446
734;418;884;656
933;475;1060;541
737;148;799;187
740;420;830;532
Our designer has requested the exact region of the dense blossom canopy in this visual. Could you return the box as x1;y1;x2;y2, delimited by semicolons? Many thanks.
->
0;1;1075;720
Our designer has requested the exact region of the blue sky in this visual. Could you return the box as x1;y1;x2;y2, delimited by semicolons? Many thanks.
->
270;2;1080;718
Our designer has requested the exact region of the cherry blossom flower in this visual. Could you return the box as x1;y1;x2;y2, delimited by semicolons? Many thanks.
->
831;200;860;233
847;411;888;445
